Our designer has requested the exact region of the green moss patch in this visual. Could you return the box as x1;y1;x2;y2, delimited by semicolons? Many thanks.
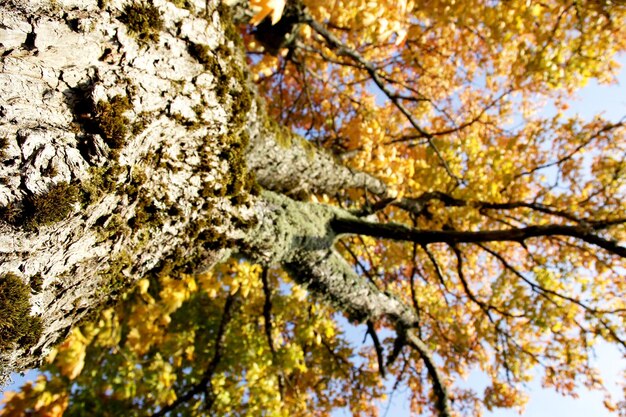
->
131;112;151;135
101;251;133;295
0;202;23;225
26;182;79;228
128;194;164;231
217;3;244;50
0;136;8;160
227;67;252;129
120;2;163;43
0;273;43;352
1;182;79;229
188;42;217;69
95;95;132;150
81;164;124;206
30;273;43;293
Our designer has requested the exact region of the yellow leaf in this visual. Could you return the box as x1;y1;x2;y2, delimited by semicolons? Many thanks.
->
137;278;149;294
249;0;286;26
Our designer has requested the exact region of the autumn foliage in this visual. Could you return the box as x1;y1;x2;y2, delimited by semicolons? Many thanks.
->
2;0;626;416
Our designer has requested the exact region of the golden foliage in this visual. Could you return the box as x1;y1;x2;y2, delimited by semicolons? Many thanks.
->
3;0;626;416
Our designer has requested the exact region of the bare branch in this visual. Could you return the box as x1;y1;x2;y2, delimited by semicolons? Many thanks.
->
261;267;285;397
366;320;387;378
476;243;626;315
451;245;522;319
376;190;624;227
339;240;381;288
512;119;625;181
386;89;513;145
404;330;452;417
331;216;626;257
408;242;424;323
420;244;451;294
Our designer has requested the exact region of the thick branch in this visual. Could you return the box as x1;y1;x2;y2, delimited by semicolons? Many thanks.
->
243;191;452;417
246;103;388;197
331;217;626;257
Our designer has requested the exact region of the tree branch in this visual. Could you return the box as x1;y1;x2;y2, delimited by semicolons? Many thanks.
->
245;192;453;416
331;216;626;257
476;243;626;315
512;119;625;181
451;245;520;319
302;14;462;184
366;320;386;378
261;267;285;397
368;190;625;229
404;330;452;417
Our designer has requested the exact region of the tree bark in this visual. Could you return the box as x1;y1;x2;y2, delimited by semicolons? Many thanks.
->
0;0;394;386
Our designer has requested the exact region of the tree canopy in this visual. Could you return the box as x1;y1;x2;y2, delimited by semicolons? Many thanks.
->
1;0;625;416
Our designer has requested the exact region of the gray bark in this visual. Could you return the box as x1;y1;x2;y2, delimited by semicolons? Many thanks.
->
0;0;245;381
243;191;415;325
0;0;401;386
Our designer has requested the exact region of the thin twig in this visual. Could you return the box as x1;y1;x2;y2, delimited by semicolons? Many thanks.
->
152;293;238;417
261;267;285;397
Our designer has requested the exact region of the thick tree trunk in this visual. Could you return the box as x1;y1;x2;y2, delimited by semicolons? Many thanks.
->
0;0;254;381
0;0;396;386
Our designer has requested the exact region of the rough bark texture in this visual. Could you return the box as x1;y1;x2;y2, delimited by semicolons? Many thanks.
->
243;191;415;325
245;115;388;197
0;0;403;387
0;0;250;381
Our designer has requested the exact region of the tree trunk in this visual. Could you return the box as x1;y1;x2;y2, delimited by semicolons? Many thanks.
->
0;0;396;385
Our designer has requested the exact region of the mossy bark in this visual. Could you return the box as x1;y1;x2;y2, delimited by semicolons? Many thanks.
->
0;0;254;382
0;0;395;387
